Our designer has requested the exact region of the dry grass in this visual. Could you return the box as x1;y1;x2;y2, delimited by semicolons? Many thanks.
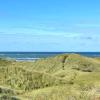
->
0;54;100;100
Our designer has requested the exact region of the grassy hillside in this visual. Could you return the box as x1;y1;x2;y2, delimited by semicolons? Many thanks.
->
0;54;100;100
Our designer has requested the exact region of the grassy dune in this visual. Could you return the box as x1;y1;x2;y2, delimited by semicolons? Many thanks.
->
0;54;100;100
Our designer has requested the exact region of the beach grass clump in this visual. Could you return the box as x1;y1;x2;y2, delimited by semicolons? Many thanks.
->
0;65;70;91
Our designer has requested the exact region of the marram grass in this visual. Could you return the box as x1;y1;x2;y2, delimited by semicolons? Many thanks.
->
0;54;100;100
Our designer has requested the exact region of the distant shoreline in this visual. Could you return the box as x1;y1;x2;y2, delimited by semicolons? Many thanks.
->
0;52;100;61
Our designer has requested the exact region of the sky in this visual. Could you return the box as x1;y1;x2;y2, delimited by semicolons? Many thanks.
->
0;0;100;52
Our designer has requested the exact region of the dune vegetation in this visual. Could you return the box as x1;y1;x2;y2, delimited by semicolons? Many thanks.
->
0;54;100;100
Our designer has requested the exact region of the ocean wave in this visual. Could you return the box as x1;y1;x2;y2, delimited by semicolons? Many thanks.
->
16;58;40;61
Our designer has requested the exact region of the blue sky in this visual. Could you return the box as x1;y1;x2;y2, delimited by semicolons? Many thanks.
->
0;0;100;51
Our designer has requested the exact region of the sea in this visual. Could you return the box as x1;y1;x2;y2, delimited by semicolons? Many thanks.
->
0;52;100;61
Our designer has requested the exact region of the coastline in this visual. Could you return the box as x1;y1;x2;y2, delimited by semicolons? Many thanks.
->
0;52;100;61
0;53;100;99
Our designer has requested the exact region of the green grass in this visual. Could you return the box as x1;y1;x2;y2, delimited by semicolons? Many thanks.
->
0;54;100;100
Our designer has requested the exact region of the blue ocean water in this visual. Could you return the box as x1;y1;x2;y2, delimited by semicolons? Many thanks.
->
0;52;100;61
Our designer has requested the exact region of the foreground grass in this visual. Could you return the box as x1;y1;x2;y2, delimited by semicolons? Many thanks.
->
0;54;100;100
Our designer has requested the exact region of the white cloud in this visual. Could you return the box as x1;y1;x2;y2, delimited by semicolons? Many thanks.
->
76;23;100;28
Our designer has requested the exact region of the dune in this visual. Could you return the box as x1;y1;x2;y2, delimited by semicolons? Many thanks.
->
0;54;100;100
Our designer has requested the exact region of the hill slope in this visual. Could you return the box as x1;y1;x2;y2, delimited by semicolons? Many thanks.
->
0;54;100;100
